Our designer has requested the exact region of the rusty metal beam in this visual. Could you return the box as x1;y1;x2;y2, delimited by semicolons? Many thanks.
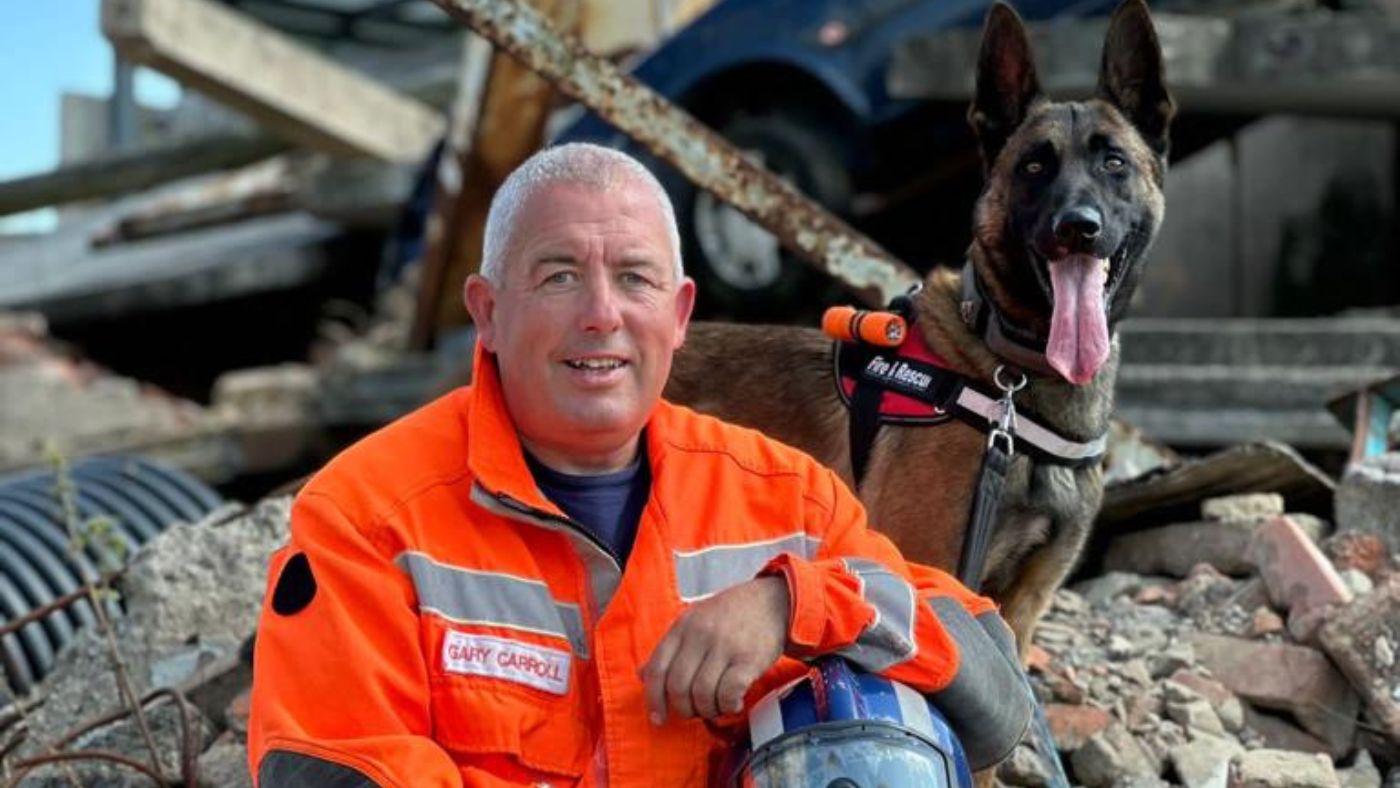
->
428;0;919;307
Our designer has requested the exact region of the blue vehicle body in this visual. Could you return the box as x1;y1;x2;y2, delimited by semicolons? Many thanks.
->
560;0;1115;145
555;0;1123;319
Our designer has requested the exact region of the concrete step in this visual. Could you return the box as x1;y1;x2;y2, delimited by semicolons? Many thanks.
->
1115;364;1392;412
1115;406;1349;450
1118;318;1400;367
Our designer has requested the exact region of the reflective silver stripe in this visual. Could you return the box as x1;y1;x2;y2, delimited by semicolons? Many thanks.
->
470;483;622;615
673;532;821;603
927;598;1034;771
836;558;917;672
747;676;801;750
893;679;937;740
955;387;1107;461
395;551;588;658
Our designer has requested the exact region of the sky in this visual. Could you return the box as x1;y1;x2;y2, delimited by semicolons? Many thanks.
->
0;3;181;232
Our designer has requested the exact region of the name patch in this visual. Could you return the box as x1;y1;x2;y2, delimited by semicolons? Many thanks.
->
442;631;571;695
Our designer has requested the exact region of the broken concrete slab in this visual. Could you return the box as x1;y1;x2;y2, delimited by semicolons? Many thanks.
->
1242;706;1336;758
1104;513;1331;580
1106;520;1266;577
1169;671;1246;733
1228;749;1340;788
1168;698;1227;737
15;497;290;765
196;732;253;788
1336;749;1382;788
1189;633;1358;755
1337;453;1400;550
1204;493;1286;521
1070;722;1162;787
1172;734;1244;788
1319;575;1400;751
20;700;214;787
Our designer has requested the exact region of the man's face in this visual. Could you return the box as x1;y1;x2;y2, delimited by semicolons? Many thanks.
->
464;180;695;471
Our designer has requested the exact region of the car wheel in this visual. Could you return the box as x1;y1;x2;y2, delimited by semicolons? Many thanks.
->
669;110;854;322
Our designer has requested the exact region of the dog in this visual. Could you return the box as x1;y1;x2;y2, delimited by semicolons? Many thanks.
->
665;0;1175;658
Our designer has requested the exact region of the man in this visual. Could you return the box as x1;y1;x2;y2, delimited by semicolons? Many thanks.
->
248;143;1030;787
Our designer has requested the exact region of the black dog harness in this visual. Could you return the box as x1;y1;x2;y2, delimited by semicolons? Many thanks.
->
830;290;1106;590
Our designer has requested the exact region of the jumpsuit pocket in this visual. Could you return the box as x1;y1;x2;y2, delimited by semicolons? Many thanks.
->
420;615;592;782
431;677;590;784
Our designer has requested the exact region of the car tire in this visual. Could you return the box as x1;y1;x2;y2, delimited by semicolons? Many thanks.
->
666;109;854;322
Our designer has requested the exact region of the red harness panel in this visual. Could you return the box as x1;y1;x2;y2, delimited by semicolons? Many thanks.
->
837;332;956;422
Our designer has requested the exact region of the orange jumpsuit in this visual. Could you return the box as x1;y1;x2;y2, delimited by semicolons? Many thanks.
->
248;346;1030;787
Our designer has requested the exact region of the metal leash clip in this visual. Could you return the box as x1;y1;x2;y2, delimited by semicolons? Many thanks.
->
988;365;1027;456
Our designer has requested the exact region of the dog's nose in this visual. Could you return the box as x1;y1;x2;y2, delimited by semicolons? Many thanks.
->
1054;207;1103;246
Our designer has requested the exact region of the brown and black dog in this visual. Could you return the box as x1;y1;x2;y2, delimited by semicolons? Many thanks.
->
666;0;1175;657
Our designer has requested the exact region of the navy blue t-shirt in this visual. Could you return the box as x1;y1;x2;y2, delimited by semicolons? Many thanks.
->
524;442;650;566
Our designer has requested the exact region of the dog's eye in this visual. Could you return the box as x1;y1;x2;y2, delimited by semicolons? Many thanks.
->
1022;160;1045;176
1104;154;1127;172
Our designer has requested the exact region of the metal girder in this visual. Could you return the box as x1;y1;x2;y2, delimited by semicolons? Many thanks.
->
428;0;919;307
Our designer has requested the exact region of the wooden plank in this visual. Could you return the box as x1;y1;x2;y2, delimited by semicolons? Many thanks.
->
415;0;584;345
101;0;446;162
1098;441;1336;532
412;32;496;349
429;0;918;321
0;134;286;218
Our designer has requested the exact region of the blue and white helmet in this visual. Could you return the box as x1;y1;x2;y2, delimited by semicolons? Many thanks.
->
724;658;973;788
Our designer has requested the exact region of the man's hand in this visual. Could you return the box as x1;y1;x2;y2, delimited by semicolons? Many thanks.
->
640;576;790;724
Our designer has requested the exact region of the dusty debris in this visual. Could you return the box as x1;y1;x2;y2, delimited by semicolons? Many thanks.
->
7;497;288;786
1203;493;1286;522
1337;454;1400;550
1320;577;1400;757
0;312;216;476
1245;516;1353;641
1229;749;1341;788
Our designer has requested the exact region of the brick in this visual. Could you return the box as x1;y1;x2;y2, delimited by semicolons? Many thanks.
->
1026;644;1053;673
1045;703;1113;751
1324;531;1388;577
1244;516;1353;639
1250;607;1285;638
1188;633;1357;754
224;687;251;736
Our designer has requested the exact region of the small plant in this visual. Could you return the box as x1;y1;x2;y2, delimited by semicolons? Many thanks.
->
39;444;167;787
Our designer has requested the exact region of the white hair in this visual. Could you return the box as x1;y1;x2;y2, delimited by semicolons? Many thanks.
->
480;143;684;284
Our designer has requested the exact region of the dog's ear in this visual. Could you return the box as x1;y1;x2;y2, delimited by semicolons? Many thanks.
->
1097;0;1176;159
968;2;1043;167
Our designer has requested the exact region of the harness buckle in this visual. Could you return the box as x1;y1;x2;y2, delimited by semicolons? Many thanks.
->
987;365;1027;456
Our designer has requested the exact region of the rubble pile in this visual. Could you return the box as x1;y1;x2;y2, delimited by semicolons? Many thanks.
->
0;313;212;475
2;498;288;787
7;456;1400;787
1000;488;1400;788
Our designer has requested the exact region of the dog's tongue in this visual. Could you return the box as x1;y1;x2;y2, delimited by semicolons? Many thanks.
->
1047;255;1110;385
